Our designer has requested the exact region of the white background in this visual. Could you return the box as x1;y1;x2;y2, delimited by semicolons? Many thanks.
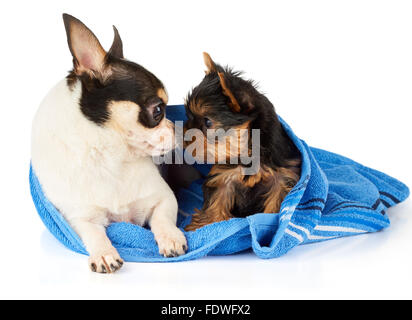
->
0;0;411;299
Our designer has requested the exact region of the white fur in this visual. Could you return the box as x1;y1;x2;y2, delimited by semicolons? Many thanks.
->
31;79;187;273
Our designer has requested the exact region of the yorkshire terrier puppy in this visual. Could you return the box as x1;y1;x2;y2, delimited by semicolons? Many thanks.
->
184;53;301;231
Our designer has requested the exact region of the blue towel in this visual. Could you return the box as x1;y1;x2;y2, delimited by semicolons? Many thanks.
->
29;105;409;262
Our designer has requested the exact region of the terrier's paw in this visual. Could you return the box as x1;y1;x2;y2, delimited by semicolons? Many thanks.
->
155;227;188;258
184;211;208;231
88;247;124;273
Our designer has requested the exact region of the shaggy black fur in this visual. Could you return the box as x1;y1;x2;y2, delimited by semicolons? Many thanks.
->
185;63;300;169
184;56;301;221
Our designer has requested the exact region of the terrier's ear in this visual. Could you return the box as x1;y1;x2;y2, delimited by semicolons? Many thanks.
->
217;72;241;113
108;25;123;59
63;14;107;76
203;52;217;74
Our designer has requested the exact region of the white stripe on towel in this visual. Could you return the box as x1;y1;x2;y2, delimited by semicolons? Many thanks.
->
307;234;337;240
288;223;335;241
289;222;310;238
286;223;367;242
285;228;304;242
314;225;367;234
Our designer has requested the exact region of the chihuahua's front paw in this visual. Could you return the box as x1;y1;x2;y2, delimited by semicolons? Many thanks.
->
88;247;124;273
155;227;188;258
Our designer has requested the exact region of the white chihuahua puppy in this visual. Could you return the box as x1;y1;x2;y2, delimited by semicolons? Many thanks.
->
31;14;187;273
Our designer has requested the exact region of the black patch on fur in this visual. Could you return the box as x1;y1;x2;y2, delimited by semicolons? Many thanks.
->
67;55;165;127
231;183;267;217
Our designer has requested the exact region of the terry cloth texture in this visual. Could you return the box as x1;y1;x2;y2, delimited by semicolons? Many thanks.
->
29;105;409;262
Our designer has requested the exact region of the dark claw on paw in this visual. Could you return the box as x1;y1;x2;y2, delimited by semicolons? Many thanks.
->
91;263;97;272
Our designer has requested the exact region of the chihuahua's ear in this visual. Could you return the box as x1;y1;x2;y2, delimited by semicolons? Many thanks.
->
203;52;217;74
108;25;123;59
63;14;107;76
217;72;241;113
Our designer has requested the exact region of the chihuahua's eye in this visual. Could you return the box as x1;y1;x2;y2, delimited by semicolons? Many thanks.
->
153;104;164;120
204;117;213;128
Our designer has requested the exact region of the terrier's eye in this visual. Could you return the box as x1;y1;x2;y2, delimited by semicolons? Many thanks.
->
204;117;213;128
